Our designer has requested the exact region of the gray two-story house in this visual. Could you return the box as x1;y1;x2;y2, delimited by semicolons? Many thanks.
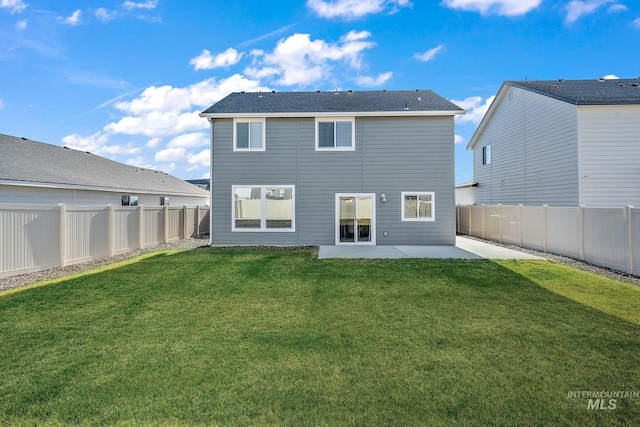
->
200;90;464;246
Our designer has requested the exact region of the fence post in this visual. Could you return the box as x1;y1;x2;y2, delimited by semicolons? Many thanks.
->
578;205;585;261
58;203;66;267
498;204;503;243
165;205;170;243
456;205;460;234
138;204;144;249
626;205;634;274
107;204;114;257
196;205;201;237
183;205;188;239
519;204;523;247
543;204;548;253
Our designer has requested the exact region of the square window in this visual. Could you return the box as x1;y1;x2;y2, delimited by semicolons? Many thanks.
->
316;117;355;150
401;192;434;221
234;119;265;151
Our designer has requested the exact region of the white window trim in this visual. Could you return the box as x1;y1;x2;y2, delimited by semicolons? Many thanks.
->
335;193;376;246
315;116;356;151
233;118;266;152
482;145;491;165
232;185;295;232
401;191;435;222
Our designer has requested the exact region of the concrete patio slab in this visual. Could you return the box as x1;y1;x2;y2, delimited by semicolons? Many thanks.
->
318;236;545;260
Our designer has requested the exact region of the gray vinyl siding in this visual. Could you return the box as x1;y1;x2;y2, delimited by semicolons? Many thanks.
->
578;105;640;207
211;116;455;245
473;86;579;206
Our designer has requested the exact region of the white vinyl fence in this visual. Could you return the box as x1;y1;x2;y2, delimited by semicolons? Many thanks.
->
457;204;639;275
0;204;210;278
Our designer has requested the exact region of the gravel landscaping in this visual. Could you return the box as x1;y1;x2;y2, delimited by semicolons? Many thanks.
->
2;234;639;293
0;237;210;293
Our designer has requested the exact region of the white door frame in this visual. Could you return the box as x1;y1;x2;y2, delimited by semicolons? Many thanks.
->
335;193;376;245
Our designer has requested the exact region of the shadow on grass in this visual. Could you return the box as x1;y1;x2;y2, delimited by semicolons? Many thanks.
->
1;249;639;426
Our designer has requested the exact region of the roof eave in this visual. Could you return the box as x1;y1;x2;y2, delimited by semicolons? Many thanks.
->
466;82;510;151
200;110;465;119
0;179;211;198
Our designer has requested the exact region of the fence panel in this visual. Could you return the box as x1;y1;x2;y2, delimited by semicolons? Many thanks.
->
483;205;501;241
521;206;545;251
199;207;210;234
0;205;60;277
583;207;627;272
457;205;471;235
113;207;139;254
501;205;521;245
143;207;163;247
166;207;183;241
546;207;581;259
632;209;640;275
470;205;484;237
65;206;110;264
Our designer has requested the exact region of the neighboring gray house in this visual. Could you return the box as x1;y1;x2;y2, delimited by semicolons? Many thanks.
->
200;90;464;246
466;78;640;207
0;133;210;206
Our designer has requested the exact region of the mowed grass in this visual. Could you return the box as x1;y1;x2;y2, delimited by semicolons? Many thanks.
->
1;248;640;426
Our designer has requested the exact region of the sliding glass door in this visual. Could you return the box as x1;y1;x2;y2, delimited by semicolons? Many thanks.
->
335;194;375;245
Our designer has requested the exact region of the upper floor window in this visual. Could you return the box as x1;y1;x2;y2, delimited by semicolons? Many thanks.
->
234;118;265;151
482;145;491;165
315;117;355;151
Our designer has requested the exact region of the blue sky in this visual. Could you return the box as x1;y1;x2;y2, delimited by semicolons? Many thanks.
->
1;0;639;183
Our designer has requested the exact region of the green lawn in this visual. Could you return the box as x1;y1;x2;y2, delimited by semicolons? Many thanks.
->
1;248;640;426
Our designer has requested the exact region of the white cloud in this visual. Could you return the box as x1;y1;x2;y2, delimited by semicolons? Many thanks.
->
564;0;614;24
0;99;5;109
95;7;114;23
62;9;82;26
168;132;209;148
15;19;27;30
356;71;393;87
602;74;619;79
190;48;244;70
62;132;140;157
608;3;627;12
414;45;444;62
307;0;411;19
633;17;640;29
455;134;465;144
123;0;158;10
104;74;266;138
146;138;162;148
155;147;186;162
441;0;541;16
187;149;210;170
450;95;495;124
245;31;376;87
1;0;27;13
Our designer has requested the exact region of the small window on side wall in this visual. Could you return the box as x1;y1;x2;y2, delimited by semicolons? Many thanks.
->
122;195;139;206
401;192;435;221
160;196;170;206
482;145;492;165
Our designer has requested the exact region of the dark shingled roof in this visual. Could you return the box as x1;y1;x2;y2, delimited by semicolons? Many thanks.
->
0;133;210;196
507;78;640;105
201;90;464;115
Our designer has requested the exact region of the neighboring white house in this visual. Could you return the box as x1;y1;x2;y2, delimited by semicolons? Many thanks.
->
465;78;640;207
0;133;210;206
